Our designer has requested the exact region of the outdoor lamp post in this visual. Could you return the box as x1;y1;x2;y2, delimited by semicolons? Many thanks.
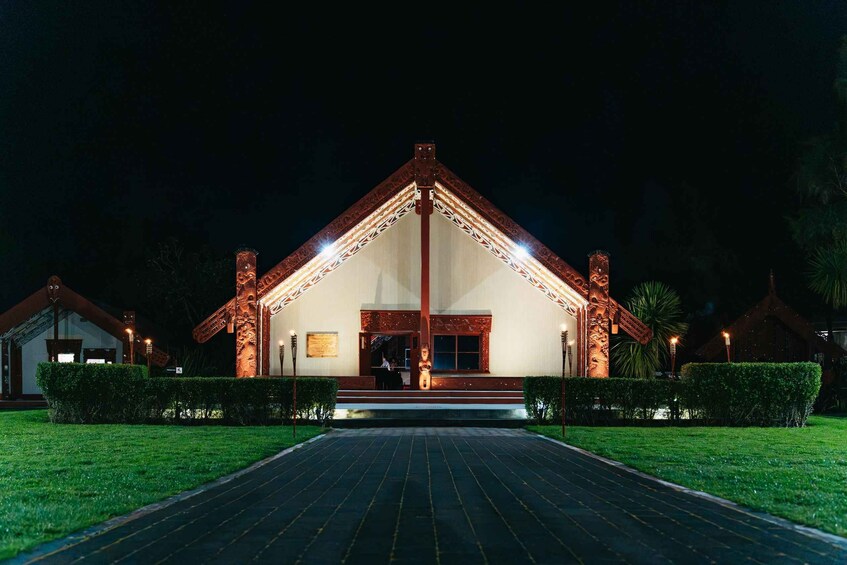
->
560;325;568;437
290;330;297;438
278;340;285;376
670;337;678;379
568;340;574;377
723;332;731;363
125;328;134;364
560;325;567;378
144;339;152;375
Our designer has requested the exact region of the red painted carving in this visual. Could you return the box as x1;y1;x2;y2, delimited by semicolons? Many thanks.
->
193;162;416;343
435;162;591;297
257;163;416;297
361;310;492;335
430;376;523;391
435;162;651;345
418;344;432;390
432;315;492;334
361;311;492;373
361;310;420;333
194;148;652;347
261;305;270;376
610;302;653;345
47;276;62;303
577;307;585;377
235;248;258;378
414;143;436;187
587;251;610;378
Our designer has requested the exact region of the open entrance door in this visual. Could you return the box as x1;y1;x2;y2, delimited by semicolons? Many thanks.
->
358;332;415;389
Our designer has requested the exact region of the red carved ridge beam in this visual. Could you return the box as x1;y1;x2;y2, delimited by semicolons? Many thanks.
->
435;162;652;345
193;146;653;346
193;162;417;343
415;143;435;351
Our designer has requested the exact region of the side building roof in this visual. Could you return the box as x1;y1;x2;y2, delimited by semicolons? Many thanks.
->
0;276;170;366
696;276;845;360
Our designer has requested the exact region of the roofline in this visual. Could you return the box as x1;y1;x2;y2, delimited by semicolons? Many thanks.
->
193;151;653;345
696;293;845;359
0;277;170;366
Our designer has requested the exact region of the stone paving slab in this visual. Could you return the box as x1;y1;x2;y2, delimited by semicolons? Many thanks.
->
9;427;847;564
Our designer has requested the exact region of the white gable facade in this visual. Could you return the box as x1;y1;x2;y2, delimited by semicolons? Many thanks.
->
267;205;581;377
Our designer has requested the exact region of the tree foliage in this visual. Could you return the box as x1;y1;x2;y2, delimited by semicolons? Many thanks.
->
808;240;847;310
136;238;233;347
611;281;689;378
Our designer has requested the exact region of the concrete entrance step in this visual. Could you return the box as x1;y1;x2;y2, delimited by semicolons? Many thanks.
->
333;390;527;427
336;390;525;406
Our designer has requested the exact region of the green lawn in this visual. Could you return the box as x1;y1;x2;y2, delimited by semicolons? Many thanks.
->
0;409;325;560
529;415;847;538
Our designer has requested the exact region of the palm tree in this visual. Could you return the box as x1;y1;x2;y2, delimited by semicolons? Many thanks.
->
611;281;689;378
808;240;847;351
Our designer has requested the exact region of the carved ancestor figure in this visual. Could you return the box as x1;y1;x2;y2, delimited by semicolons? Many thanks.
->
418;344;432;390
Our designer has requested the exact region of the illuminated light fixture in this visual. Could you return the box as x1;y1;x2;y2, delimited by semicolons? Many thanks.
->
58;353;75;363
515;245;530;259
125;327;135;364
320;242;335;256
567;340;574;377
144;338;153;374
670;337;678;379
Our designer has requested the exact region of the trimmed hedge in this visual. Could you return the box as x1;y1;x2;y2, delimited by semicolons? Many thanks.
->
525;362;822;427
36;363;149;424
681;362;821;427
36;363;338;426
523;376;682;425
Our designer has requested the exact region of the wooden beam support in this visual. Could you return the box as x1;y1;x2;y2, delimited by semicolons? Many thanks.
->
587;251;610;378
235;248;259;378
414;143;436;390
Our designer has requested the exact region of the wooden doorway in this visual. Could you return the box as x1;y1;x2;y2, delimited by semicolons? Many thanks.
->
10;343;22;399
359;332;417;389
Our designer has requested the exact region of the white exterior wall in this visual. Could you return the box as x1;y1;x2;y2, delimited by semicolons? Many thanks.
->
21;311;124;394
268;211;576;377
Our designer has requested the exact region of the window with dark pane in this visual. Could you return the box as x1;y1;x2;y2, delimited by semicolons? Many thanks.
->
433;335;455;370
432;334;481;371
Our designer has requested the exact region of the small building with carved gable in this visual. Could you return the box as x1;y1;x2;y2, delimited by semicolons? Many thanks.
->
0;276;169;399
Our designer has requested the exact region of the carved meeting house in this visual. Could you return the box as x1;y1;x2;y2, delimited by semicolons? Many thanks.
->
193;143;651;388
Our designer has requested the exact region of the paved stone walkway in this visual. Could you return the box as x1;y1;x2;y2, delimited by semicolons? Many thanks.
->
13;428;847;564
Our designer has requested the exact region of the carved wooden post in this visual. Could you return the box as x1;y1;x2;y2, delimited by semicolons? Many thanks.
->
260;305;271;376
235;248;259;378
0;338;5;398
415;142;436;390
47;276;61;362
587;251;610;378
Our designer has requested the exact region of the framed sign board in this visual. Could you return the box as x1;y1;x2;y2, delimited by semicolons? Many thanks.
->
306;332;338;358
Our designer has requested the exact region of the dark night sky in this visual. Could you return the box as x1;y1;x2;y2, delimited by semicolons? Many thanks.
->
2;1;847;346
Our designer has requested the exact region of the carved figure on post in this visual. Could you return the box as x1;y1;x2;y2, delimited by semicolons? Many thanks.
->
418;344;432;390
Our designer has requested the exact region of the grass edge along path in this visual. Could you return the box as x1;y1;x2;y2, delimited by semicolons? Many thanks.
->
528;415;847;539
0;410;325;560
